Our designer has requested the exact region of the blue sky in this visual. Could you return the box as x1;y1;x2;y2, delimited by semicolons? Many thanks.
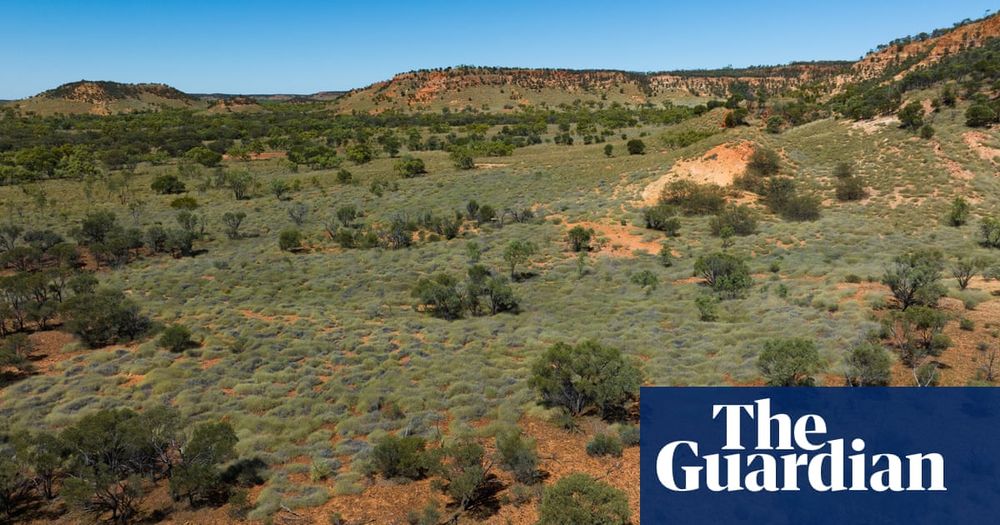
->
1;1;996;99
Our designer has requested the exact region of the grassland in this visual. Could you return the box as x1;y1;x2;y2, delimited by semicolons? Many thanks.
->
1;91;999;523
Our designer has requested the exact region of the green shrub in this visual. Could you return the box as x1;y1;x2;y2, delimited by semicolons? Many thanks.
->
529;341;641;419
496;429;538;484
946;197;970;227
626;139;646;155
585;433;623;458
844;343;892;386
151;174;186;194
695;294;719;321
642;203;681;235
981;217;1000;248
693;252;753;298
158;324;195;353
278;229;303;252
370;435;431;481
537;474;630;525
450;148;475;170
835;176;867;202
394;156;427;178
616;425;639;447
709;204;757;236
567;226;594;252
660;181;726;216
758;338;822;386
61;288;150;348
882;249;945;309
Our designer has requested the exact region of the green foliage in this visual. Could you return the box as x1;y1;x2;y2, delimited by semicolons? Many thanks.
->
502;239;537;279
370;435;431;481
537;474;630;525
709;204;757;236
158;324;196;353
170;422;238;505
897;100;924;130
529;340;641;419
221;211;247;240
835;175;867;202
882;249;945;309
642;203;681;235
765;115;783;134
844;342;892;386
746;148;781;178
186;146;222;167
946;197;970;226
437;440;487;510
966;103;997;127
694;252;753;298
660;181;726;216
695;294;719;321
450;148;475;170
952;257;988;290
630;270;658;293
61;287;150;348
495;428;538;484
169;196;199;210
412;273;465;320
758;338;822;386
151;174;186;195
278;229;303;252
394;156;427;178
567;226;594;252
603;144;613;157
626;139;646;155
585;433;623;458
661;129;717;148
981;217;1000;248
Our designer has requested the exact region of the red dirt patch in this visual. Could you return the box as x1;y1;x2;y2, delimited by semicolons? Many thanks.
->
568;222;665;257
639;141;755;206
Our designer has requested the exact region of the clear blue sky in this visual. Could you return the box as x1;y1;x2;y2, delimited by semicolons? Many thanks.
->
2;1;997;99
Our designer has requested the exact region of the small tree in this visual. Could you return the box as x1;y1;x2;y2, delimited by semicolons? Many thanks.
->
287;203;309;226
693;252;753;298
60;288;150;348
626;139;646;155
537;474;630;525
567;226;594;252
758;338;822;386
765;116;783;134
952;257;987;290
844;342;892;386
528;340;641;418
603;144;613;157
502;240;537;279
412;273;465;319
981;217;1000;248
630;270;658;294
221;212;246;240
897;100;924;131
170;422;238;506
882;250;945;309
269;179;291;200
946;197;970;226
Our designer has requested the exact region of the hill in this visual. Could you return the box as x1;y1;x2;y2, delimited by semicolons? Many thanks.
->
11;80;205;115
331;63;850;113
849;12;1000;82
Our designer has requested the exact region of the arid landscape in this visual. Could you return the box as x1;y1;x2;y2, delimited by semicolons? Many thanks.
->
2;7;1000;525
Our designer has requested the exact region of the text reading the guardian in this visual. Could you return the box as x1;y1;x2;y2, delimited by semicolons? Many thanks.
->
640;388;1000;524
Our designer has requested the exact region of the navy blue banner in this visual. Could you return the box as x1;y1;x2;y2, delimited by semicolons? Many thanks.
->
640;387;1000;524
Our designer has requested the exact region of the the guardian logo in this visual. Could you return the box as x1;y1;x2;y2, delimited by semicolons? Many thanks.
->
656;398;946;493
